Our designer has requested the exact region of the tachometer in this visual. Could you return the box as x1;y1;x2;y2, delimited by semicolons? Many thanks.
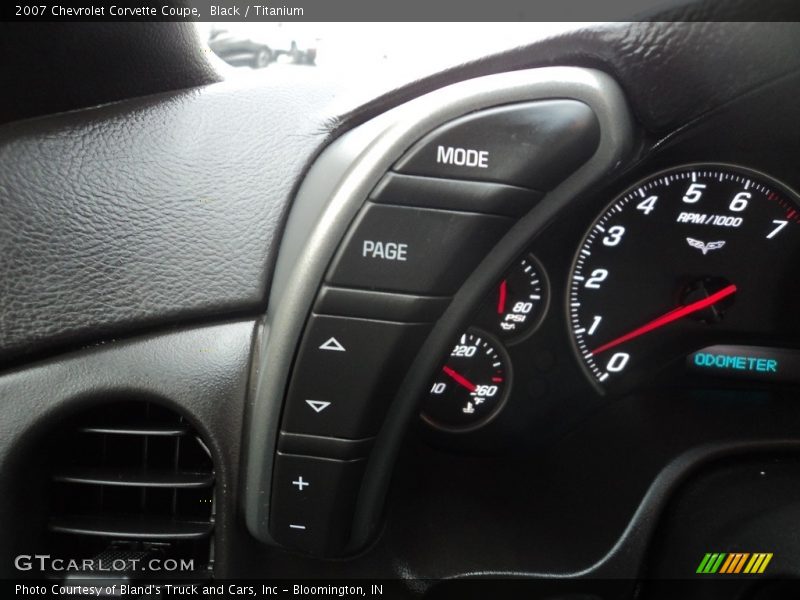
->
568;164;800;389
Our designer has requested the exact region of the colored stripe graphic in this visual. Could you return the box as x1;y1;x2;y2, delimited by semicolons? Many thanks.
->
696;553;713;574
698;552;773;575
733;553;750;573
719;553;749;573
719;554;736;573
744;553;773;574
697;553;727;574
709;553;726;573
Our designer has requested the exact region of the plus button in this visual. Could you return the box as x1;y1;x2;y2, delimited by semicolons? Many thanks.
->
291;476;310;491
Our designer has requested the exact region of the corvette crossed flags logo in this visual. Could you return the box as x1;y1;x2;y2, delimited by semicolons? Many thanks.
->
686;238;726;255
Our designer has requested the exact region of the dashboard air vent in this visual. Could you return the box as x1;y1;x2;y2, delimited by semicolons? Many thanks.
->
45;401;215;578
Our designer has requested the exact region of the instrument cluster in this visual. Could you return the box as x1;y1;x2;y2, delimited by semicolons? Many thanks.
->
423;164;800;435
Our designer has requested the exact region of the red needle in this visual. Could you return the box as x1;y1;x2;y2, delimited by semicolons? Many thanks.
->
590;283;737;356
442;365;477;392
497;279;508;314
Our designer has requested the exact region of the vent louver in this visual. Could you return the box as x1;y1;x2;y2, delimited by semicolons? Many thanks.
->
45;402;215;578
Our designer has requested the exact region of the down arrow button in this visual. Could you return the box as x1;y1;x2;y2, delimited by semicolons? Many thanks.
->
305;400;331;413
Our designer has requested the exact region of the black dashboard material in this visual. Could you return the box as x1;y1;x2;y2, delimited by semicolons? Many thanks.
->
0;23;220;125
0;75;336;365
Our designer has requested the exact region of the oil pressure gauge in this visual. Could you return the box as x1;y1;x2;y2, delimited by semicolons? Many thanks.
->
474;254;549;343
422;329;511;432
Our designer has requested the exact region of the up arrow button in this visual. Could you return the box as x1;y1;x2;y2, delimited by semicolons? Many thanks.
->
318;337;346;352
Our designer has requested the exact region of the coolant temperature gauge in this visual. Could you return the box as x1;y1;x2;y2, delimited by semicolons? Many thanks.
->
422;329;511;432
475;254;548;343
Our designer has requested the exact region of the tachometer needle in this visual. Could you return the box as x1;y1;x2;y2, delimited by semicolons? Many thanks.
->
442;365;477;392
590;283;737;356
497;279;508;314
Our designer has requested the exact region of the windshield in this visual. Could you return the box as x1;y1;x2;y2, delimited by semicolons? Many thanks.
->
199;22;589;85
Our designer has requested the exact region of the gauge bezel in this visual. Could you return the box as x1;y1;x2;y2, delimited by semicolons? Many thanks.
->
565;162;800;394
421;327;514;433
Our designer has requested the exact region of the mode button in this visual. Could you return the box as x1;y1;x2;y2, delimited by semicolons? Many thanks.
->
326;203;512;295
394;100;600;191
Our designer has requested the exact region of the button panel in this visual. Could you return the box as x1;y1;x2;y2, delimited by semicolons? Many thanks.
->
247;72;629;558
326;203;513;295
270;453;366;555
282;314;431;439
393;100;600;190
